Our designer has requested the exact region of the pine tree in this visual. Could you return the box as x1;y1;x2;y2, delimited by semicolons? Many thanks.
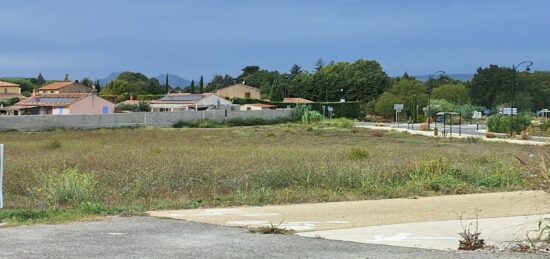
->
64;74;70;81
199;76;204;93
36;73;46;85
190;80;195;94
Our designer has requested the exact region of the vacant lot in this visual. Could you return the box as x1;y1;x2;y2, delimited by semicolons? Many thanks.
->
0;124;547;223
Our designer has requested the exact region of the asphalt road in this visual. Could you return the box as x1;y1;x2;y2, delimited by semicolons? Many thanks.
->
0;217;542;258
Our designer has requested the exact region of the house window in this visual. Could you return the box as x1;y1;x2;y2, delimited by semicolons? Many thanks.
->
245;92;251;98
3;88;6;94
246;107;252;111
102;106;109;114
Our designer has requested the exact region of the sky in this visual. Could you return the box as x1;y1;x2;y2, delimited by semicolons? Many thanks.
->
0;0;549;81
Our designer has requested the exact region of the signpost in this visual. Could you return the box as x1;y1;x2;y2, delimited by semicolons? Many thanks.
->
394;104;404;128
327;106;334;120
0;144;3;208
502;108;517;116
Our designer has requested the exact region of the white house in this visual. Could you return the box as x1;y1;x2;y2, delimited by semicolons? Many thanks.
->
149;93;232;112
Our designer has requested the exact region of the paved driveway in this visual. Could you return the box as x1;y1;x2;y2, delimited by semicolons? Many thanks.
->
0;217;541;258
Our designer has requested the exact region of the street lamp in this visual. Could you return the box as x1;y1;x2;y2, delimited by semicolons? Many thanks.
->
510;61;533;137
428;71;446;131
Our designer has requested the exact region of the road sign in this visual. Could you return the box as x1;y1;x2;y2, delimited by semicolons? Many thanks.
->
0;144;3;208
482;107;490;116
327;106;334;112
472;111;482;119
502;108;517;115
394;104;404;112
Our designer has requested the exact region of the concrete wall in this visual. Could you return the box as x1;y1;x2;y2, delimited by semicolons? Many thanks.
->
0;109;293;131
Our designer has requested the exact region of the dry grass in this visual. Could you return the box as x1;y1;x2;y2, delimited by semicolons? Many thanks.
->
0;125;545;223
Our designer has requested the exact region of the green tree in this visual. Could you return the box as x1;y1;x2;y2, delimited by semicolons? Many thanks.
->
145;78;164;94
374;78;428;118
199;76;204;93
425;75;462;91
374;93;401;118
81;77;93;87
270;77;287;101
64;74;70;81
101;80;133;95
36;73;46;85
469;65;515;108
189;80;195;94
314;58;325;71
289;64;302;78
431;84;470;105
206;74;235;92
95;80;101;93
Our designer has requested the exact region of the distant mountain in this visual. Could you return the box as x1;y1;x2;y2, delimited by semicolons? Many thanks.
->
96;72;120;87
155;74;191;88
414;74;474;82
96;72;191;88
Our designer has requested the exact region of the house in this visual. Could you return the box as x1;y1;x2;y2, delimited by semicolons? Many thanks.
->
36;81;92;94
150;93;232;112
282;97;314;104
215;84;261;99
5;93;114;115
240;103;277;111
0;80;25;101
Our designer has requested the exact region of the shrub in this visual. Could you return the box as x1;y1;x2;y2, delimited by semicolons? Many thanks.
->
487;113;531;134
44;140;62;150
43;169;95;207
321;118;354;128
293;104;311;122
302;111;322;123
349;148;369;160
485;132;496;138
369;130;385;137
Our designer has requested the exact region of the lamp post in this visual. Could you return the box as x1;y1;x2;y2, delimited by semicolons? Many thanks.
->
428;71;445;131
510;61;533;137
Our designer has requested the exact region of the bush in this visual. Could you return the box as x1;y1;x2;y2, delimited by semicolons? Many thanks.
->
293;104;311;122
115;102;151;112
43;169;95;207
302;111;322;123
487;113;532;134
369;130;385;137
321;118;354;128
349;148;369;160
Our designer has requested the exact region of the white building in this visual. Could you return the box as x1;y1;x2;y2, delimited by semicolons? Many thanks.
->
150;93;232;112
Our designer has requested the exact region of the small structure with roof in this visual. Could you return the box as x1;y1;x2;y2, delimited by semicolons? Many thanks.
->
215;84;261;99
150;93;232;112
282;97;314;104
36;81;92;94
0;80;25;101
240;103;277;111
4;93;114;115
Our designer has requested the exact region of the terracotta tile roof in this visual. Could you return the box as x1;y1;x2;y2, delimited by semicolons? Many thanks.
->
38;81;75;90
0;93;26;100
0;80;20;87
283;98;314;104
16;93;91;107
244;103;277;108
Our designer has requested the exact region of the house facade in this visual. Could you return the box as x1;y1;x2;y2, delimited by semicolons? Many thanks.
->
0;80;25;101
150;93;232;112
6;93;114;115
37;81;92;94
215;84;261;99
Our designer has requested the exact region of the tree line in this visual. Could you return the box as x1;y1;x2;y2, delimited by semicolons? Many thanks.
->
2;60;550;119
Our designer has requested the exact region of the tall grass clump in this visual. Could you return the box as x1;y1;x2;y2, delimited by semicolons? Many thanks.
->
42;169;96;208
321;118;354;128
44;140;62;150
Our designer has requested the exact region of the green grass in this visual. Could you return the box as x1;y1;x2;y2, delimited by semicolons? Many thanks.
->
0;124;545;224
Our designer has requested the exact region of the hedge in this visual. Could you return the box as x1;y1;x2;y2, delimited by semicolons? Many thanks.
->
231;98;365;119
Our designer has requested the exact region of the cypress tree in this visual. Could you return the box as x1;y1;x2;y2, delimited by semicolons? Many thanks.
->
190;80;195;94
165;73;170;93
199;76;204;93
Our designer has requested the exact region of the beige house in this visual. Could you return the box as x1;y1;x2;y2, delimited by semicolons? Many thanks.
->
37;81;92;94
5;93;114;115
240;103;277;111
0;80;25;101
215;84;260;99
150;93;232;112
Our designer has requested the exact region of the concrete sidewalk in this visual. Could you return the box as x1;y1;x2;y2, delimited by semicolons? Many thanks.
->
149;191;550;232
356;124;550;146
299;214;550;250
